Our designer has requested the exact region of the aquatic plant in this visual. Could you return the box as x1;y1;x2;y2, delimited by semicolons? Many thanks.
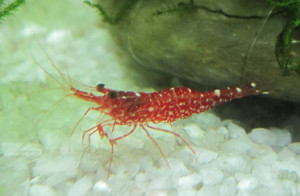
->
266;0;300;75
0;0;25;22
84;0;138;24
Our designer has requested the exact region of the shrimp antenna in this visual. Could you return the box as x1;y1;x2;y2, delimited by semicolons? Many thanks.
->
27;23;72;89
30;53;66;89
240;7;274;84
35;39;73;88
28;24;97;92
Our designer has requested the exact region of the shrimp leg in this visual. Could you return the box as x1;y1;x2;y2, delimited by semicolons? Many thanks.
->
82;119;116;147
72;107;101;135
140;124;170;169
107;124;138;178
145;124;196;154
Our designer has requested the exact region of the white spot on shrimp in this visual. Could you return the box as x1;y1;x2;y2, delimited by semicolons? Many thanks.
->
262;91;269;95
214;89;221;97
250;82;256;87
148;107;154;112
170;88;175;91
187;88;191;93
236;88;242;93
135;92;141;97
193;100;197;104
159;94;163;97
168;111;174;115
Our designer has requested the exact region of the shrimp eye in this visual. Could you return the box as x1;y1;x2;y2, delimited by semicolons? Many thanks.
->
96;83;105;91
108;90;118;99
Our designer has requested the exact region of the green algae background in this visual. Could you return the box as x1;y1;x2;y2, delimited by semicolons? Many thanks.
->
1;0;90;143
0;1;126;194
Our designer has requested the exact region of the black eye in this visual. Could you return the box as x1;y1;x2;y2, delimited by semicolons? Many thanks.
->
96;83;105;91
108;91;118;99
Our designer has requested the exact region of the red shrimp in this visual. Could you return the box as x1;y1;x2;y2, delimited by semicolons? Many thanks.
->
70;81;268;178
36;43;268;178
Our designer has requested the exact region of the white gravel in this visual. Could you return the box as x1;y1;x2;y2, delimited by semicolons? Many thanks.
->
1;0;300;196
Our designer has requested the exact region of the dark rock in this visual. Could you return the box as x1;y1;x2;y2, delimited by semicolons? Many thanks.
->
93;0;300;102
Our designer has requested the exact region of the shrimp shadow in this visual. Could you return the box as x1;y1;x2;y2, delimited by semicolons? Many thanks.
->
213;96;300;142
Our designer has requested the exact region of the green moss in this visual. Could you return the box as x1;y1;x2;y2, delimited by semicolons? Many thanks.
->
0;0;26;22
266;0;300;75
84;0;138;24
153;0;197;16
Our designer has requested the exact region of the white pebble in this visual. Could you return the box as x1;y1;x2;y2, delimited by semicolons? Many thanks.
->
29;184;57;196
194;147;218;164
0;142;43;160
67;176;93;196
46;29;71;44
270;127;291;147
1;142;22;157
20;143;43;160
0;158;29;195
168;159;189;177
200;166;224;185
288;142;300;154
216;126;229;139
219;177;237;196
252;165;274;186
195;113;222;130
277;148;297;162
146;190;169;196
248;128;277;146
248;127;291;148
251;146;277;165
237;177;259;193
33;155;78;178
38;129;65;152
183;123;205;139
178;173;202;188
198;186;219;196
221;136;254;154
225;122;246;138
218;154;250;173
93;181;111;195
